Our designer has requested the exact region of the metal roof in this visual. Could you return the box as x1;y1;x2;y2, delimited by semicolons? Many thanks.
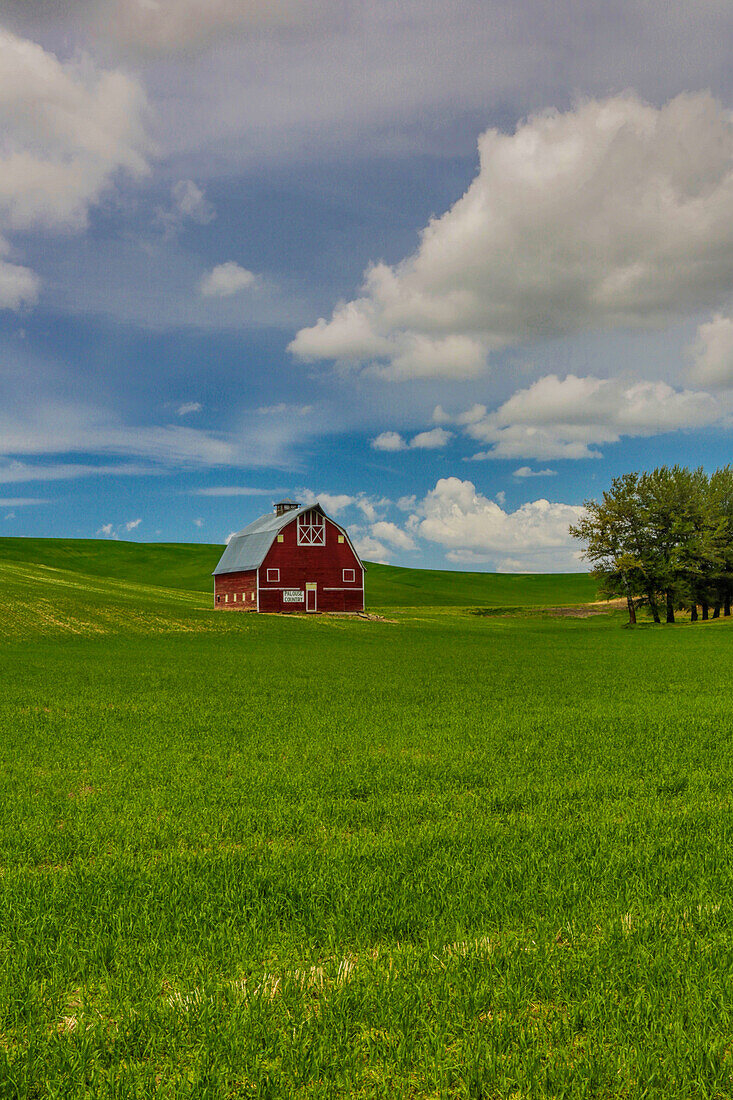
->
213;502;317;575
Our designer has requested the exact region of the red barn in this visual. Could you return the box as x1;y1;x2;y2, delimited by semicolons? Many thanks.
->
212;500;365;613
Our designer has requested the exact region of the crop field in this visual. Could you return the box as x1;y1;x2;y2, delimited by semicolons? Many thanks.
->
2;541;733;1097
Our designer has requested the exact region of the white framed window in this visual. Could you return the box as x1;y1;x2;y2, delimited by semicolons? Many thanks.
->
297;509;325;546
267;568;280;583
343;568;355;582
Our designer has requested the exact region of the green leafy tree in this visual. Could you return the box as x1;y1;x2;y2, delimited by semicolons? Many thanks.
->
573;465;733;626
570;473;654;625
709;465;733;617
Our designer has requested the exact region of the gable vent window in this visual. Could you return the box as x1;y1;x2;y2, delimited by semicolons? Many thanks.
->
297;509;325;546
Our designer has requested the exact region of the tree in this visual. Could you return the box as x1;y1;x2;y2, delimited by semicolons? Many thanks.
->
571;465;733;626
709;466;733;617
569;473;653;625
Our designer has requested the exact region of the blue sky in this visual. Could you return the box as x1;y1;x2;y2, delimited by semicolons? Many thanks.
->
1;1;732;570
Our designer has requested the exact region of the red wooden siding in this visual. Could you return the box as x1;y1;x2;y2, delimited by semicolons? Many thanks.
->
214;568;257;610
261;514;363;612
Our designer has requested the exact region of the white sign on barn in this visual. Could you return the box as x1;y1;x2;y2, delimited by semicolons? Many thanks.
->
283;589;304;603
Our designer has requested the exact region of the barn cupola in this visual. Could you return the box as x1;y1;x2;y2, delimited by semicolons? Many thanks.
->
274;499;299;517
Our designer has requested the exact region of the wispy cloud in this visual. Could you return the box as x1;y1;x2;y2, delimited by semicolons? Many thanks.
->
0;460;163;484
189;486;277;496
98;518;143;538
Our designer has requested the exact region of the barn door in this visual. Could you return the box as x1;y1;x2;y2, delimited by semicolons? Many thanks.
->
305;583;317;612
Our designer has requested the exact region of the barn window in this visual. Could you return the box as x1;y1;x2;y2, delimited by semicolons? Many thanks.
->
224;594;228;603
277;534;284;543
297;509;325;546
267;568;280;583
343;568;355;582
251;592;255;601
338;535;344;544
233;593;237;602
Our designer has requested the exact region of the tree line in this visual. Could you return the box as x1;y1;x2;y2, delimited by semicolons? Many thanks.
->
570;466;733;625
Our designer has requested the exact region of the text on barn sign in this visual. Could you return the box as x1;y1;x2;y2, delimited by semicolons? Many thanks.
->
283;589;305;603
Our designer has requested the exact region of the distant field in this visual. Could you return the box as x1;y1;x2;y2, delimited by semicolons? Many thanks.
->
0;536;597;608
2;538;732;1097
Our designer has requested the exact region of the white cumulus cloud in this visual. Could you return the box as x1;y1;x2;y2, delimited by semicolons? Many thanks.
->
290;93;733;379
465;374;722;460
372;427;453;452
0;28;151;311
409;427;453;450
370;520;416;551
0;240;40;309
200;262;257;298
513;466;557;478
0;30;150;233
352;534;390;563
407;477;584;571
689;313;733;389
371;431;407;452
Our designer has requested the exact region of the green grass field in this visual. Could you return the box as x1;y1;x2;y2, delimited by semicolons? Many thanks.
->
0;536;597;608
2;539;733;1097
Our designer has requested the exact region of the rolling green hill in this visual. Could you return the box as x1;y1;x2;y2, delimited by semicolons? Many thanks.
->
367;560;596;607
0;536;222;592
0;536;596;608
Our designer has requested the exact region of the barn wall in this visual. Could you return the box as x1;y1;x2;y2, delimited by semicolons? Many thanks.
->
214;569;257;610
258;515;364;613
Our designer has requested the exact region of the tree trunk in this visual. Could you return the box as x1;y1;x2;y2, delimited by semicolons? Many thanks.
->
725;594;731;617
647;592;661;623
626;595;637;625
666;591;675;624
691;605;698;622
702;600;709;621
713;602;721;619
